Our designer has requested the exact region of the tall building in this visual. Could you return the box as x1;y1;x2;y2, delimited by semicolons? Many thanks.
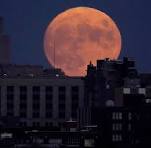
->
83;58;151;147
0;17;10;65
80;57;138;126
85;57;137;108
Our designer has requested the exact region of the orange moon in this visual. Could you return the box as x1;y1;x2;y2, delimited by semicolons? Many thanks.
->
44;7;122;76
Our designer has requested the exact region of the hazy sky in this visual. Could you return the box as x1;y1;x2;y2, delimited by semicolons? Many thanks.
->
0;0;151;72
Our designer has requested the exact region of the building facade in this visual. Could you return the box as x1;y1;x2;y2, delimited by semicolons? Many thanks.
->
0;65;84;128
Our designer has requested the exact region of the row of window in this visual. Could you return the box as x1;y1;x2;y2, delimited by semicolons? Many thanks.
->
112;134;122;142
112;112;132;120
0;86;80;119
112;123;122;131
123;88;146;94
112;123;132;131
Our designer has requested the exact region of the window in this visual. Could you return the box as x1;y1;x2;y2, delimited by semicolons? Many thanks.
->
7;86;14;93
19;86;27;118
123;88;130;94
58;86;66;119
46;112;52;118
33;86;40;93
20;86;27;93
139;88;146;94
33;103;40;110
59;111;65;119
32;86;40;118
128;123;131;131
33;122;40;127
146;98;151;104
7;86;14;116
20;112;27;118
112;112;122;120
112;123;122;131
45;122;52;127
128;112;132;120
59;86;66;92
71;86;79;119
112;134;122;142
20;122;27;127
46;86;53;94
32;112;40;118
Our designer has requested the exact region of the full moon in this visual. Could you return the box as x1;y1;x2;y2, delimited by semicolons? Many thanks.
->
44;7;122;76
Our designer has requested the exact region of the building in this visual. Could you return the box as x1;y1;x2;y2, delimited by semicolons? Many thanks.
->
0;128;98;148
85;57;137;108
0;17;10;65
0;65;84;129
81;57;138;126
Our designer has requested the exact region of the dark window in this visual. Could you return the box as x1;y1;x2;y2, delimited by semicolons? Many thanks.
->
72;86;79;92
59;111;65;119
20;86;27;93
46;103;52;109
20;103;27;109
20;112;27;118
33;86;40;92
71;86;79;119
32;86;40;118
45;86;53;118
59;104;65;110
46;111;52;118
32;112;40;118
59;86;66;92
7;86;14;116
71;86;79;100
33;122;40;127
33;103;40;110
7;111;13;116
20;122;27;127
7;86;14;93
46;86;53;93
58;86;66;119
45;122;52;127
19;86;27;118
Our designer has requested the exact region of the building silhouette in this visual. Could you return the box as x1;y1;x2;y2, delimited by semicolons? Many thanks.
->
0;17;10;64
84;58;151;147
0;65;84;129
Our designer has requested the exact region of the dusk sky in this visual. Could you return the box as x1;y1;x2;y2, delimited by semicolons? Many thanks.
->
0;0;151;72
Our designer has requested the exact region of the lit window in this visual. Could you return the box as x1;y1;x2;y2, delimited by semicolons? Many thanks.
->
112;124;115;131
119;113;122;120
118;135;122;141
128;112;132;120
112;112;122;120
56;74;59;77
123;88;130;94
139;88;146;94
112;134;122;142
146;99;151;104
128;124;131;131
112;123;122;131
106;84;110;89
112;112;116;120
112;135;116;142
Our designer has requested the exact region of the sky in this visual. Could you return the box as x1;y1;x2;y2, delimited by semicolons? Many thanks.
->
0;0;151;72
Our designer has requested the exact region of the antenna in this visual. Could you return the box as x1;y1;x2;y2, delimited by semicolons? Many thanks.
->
54;40;56;68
